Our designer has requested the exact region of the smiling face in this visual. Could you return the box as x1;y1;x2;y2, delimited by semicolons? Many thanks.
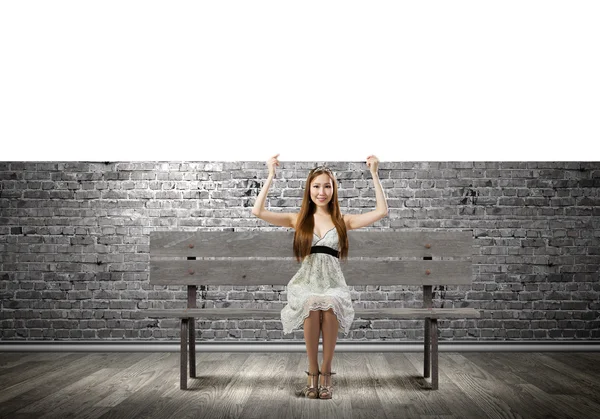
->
310;173;333;207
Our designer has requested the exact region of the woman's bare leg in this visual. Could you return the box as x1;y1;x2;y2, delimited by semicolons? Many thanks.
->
320;308;339;383
303;310;321;376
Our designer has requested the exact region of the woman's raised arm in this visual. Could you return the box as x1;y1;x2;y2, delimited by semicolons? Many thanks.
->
251;154;295;228
252;153;279;216
251;172;275;216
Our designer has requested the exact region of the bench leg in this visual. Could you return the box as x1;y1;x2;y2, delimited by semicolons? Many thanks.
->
424;317;431;378
189;317;196;378
181;318;188;390
431;318;438;390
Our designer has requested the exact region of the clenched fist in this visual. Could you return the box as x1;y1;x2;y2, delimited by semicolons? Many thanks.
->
267;153;280;177
366;155;379;173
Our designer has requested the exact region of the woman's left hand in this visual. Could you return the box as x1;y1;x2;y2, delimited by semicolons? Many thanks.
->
366;155;379;173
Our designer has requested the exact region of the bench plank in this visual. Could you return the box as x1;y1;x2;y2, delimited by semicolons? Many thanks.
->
150;230;474;258
146;308;480;320
150;259;473;286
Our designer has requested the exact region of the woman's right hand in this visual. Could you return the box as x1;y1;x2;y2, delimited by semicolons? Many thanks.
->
267;153;280;177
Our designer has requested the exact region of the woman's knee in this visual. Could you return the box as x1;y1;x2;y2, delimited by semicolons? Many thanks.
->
322;308;338;321
304;310;320;324
309;309;322;318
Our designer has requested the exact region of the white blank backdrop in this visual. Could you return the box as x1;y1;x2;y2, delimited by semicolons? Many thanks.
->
1;1;598;161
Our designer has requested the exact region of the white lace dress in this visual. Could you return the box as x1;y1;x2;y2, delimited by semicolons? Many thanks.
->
280;227;355;336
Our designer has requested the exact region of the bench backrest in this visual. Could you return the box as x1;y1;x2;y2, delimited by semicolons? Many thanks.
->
150;230;474;287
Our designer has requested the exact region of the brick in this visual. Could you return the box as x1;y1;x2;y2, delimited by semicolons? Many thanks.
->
241;330;255;338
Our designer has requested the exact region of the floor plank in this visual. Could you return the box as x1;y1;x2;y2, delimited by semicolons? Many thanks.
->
235;353;291;419
387;352;451;416
428;353;547;419
403;352;489;419
17;353;149;418
0;353;120;417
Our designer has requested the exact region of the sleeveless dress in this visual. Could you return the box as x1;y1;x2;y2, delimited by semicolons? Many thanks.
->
280;227;355;337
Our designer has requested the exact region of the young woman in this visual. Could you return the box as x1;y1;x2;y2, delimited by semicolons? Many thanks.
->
251;154;388;399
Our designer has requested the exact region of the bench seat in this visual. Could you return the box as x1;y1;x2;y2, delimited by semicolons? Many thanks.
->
146;307;480;320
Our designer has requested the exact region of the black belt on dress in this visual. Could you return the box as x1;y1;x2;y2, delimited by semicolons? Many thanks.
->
310;245;340;258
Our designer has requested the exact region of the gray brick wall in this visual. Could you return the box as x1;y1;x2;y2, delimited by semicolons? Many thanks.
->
1;161;599;341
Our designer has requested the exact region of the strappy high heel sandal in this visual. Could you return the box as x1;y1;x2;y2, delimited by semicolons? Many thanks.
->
296;370;320;399
318;371;336;399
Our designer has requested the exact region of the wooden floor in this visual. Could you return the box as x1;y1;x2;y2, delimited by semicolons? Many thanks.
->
1;351;599;419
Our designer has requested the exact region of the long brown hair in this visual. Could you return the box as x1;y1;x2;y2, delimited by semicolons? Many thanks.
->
293;166;349;263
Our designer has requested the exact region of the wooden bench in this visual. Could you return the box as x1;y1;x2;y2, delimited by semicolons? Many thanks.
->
146;229;480;390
